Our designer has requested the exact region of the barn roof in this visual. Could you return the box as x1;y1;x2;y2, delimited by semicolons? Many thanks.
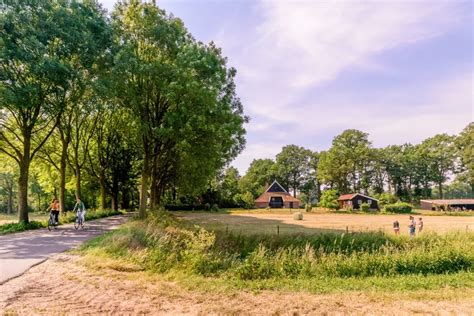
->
420;199;474;205
255;180;300;203
338;193;379;201
255;192;300;203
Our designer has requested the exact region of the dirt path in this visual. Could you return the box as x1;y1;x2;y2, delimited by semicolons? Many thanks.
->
1;253;472;315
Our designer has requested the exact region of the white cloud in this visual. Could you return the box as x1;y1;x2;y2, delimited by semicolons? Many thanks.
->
252;0;462;88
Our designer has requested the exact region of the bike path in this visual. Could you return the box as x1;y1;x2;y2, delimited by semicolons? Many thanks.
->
0;214;131;284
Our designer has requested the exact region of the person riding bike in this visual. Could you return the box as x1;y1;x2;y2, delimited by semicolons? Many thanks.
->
73;197;86;225
47;198;60;224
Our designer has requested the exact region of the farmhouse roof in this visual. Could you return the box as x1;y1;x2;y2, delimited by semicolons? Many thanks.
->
338;193;379;201
255;180;300;203
420;199;474;205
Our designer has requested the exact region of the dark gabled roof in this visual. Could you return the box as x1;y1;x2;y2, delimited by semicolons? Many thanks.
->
338;193;379;201
265;180;288;193
255;180;300;203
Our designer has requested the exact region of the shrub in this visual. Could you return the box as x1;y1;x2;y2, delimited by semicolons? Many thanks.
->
377;192;398;207
241;192;255;209
360;203;370;212
384;202;413;214
318;189;339;209
211;204;219;212
305;204;312;212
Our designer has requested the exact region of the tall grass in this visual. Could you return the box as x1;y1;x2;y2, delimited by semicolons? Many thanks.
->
79;212;474;281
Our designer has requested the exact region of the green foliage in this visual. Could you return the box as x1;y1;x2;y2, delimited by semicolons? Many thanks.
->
360;203;370;212
318;189;339;209
384;202;413;214
317;130;372;193
0;220;46;235
377;192;398;206
274;145;314;197
238;159;276;198
238;192;255;209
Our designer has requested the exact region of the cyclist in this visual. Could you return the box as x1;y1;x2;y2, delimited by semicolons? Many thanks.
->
73;197;86;225
47;198;60;224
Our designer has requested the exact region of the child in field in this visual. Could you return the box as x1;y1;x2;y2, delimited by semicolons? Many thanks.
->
418;217;423;233
408;216;416;237
393;220;400;235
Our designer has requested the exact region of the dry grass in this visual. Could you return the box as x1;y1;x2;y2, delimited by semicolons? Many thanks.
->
175;211;474;235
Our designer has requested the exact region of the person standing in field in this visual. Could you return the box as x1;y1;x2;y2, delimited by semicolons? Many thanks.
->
408;216;416;237
418;217;424;233
393;220;400;235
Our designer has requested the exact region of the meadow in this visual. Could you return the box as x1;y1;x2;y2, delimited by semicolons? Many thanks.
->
76;210;474;297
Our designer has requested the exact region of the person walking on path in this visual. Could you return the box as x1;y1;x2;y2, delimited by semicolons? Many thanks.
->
408;216;416;237
47;198;60;224
393;220;400;235
73;197;87;224
418;217;424;233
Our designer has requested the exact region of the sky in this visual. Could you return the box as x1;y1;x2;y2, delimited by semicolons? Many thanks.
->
99;0;474;174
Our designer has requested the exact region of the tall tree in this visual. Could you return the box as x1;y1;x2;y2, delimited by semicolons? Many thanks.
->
238;159;276;198
111;2;246;217
274;145;312;197
0;0;110;222
456;123;474;195
318;129;372;193
419;134;456;199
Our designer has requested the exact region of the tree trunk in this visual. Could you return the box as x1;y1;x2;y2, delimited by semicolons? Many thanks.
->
59;139;68;215
18;156;30;223
75;161;81;200
438;182;443;199
6;181;13;215
99;171;107;210
139;149;151;218
149;159;157;209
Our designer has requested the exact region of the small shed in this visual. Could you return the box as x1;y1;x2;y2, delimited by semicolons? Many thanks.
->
338;193;379;210
420;199;474;211
255;180;300;209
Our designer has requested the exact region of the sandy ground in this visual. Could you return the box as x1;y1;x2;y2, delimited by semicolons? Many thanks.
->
1;253;473;315
176;212;474;235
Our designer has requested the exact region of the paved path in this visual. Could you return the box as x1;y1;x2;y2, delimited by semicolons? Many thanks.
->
0;214;131;284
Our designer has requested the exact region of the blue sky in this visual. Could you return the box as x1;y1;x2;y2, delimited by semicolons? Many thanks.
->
99;0;473;174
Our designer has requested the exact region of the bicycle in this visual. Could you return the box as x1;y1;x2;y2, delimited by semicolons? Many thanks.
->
74;210;85;230
47;211;59;231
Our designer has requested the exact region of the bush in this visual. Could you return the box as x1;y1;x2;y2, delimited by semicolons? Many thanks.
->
377;192;398;206
318;189;339;209
384;202;413;214
211;204;219;212
305;204;312;212
360;203;370;212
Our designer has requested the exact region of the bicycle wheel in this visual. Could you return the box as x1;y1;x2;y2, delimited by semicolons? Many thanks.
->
74;217;79;230
48;215;53;231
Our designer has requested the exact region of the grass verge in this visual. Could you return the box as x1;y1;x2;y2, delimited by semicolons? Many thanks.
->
75;211;474;295
0;209;125;235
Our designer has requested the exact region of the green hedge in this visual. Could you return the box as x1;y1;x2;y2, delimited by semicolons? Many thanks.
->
384;202;413;214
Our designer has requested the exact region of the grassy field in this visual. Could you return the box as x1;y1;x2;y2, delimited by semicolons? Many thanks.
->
75;211;474;300
174;210;474;235
0;212;49;225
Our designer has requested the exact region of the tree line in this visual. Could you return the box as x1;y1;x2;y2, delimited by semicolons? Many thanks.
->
0;0;247;222
191;125;473;209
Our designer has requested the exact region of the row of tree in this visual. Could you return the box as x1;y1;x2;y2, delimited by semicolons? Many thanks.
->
196;124;473;208
0;1;247;222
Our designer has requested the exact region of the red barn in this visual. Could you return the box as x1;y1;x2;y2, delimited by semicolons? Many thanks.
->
255;180;300;209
